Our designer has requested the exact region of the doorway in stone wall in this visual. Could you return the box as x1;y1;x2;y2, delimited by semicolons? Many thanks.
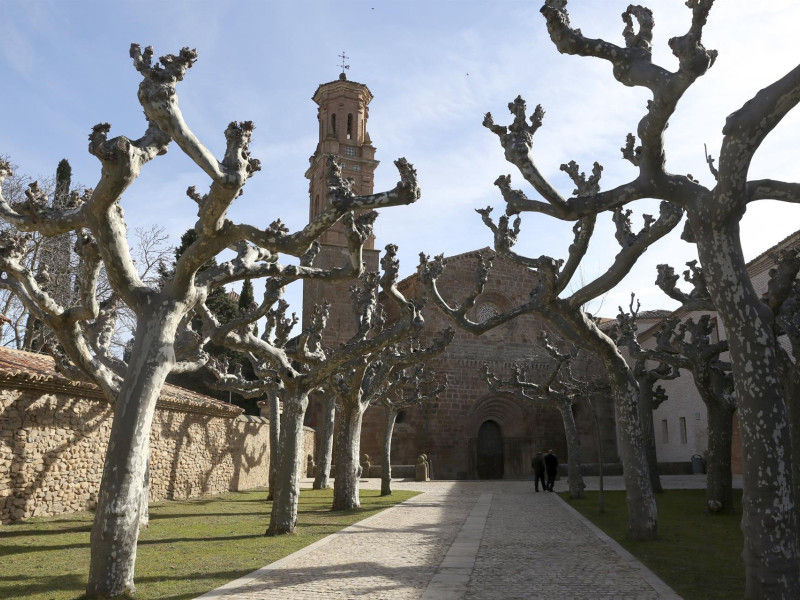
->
476;420;504;479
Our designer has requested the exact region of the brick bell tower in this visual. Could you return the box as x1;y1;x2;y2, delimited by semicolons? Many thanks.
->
302;70;380;345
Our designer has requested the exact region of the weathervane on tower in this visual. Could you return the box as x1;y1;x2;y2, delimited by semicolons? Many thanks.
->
338;51;350;80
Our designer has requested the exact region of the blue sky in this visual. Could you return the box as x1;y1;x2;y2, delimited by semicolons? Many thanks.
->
3;0;800;322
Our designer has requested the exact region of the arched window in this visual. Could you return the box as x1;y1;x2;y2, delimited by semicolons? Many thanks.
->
314;194;320;213
396;410;406;424
477;302;499;322
331;114;337;138
347;114;353;139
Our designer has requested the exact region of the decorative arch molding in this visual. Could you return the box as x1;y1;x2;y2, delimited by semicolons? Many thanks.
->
467;393;527;439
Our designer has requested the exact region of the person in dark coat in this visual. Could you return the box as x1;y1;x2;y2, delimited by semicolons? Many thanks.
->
532;451;546;492
543;450;559;492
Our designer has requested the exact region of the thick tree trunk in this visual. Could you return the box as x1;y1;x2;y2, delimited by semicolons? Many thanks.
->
267;389;280;501
266;389;309;536
608;366;658;540
693;219;800;597
332;401;364;511
553;307;656;540
782;372;800;543
86;307;180;598
138;458;150;529
313;396;336;490
381;408;399;496
705;400;735;514
637;382;663;494
556;400;584;499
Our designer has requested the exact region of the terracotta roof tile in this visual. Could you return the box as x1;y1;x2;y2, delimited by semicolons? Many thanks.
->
0;346;242;418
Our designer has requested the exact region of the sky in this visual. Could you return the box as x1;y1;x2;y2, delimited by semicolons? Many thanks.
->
2;0;800;326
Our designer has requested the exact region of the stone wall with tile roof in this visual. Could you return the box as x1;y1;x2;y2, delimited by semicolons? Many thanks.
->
0;347;314;523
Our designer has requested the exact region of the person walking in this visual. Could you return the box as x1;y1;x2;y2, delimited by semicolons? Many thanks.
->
543;449;559;492
532;451;546;492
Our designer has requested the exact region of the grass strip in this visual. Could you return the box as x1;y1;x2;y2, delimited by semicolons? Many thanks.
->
0;487;418;600
561;489;744;600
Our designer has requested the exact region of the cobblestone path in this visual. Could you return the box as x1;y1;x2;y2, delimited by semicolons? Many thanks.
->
196;479;682;600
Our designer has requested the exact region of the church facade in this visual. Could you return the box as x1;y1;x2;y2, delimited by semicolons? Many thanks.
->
302;74;619;479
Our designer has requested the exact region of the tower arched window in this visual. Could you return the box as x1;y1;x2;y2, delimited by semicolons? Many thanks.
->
347;114;353;139
331;114;336;138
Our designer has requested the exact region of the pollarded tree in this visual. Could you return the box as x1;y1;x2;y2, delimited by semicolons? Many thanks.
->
617;296;735;512
484;332;586;499
331;326;453;509
764;248;800;533
201;243;430;531
209;296;297;501
323;250;454;511
312;385;336;490
422;189;681;539
449;1;800;591
372;362;445;496
541;2;800;593
0;44;419;598
628;355;675;495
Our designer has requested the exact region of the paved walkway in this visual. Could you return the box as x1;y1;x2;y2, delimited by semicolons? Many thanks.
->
196;476;714;599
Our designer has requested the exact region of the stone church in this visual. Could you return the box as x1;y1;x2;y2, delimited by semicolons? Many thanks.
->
302;73;619;480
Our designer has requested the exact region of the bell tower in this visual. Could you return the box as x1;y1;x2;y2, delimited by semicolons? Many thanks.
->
302;71;381;345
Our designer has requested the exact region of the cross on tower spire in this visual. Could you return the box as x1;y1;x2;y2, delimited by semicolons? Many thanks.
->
338;51;350;79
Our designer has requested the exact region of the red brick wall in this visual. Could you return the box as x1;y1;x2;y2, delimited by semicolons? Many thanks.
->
358;249;618;479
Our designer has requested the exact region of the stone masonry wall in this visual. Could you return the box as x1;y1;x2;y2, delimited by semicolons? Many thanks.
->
359;249;618;480
0;386;315;523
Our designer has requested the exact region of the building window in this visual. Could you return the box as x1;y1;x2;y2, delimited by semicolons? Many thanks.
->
331;114;337;138
661;420;669;444
680;417;688;444
352;164;360;171
709;317;720;343
396;410;405;424
344;146;356;156
347;113;353;139
477;302;499;322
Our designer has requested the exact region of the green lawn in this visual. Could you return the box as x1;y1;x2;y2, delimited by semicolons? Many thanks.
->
561;489;744;600
0;487;418;600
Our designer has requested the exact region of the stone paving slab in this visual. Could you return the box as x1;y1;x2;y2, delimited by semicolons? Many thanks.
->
197;478;688;599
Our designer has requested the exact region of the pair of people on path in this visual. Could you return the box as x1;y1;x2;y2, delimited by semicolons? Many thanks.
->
532;450;558;492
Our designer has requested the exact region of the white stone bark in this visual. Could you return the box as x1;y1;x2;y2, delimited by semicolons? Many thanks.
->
87;302;182;597
313;396;336;490
634;376;663;495
267;388;280;501
381;408;399;496
693;222;799;596
606;365;658;539
556;399;583;499
0;42;421;598
332;401;364;511
266;390;308;535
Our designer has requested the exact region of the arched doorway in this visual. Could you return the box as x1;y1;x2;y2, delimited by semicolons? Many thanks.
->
477;420;504;479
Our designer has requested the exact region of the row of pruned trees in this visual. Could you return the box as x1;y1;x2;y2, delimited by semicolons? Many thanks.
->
3;1;800;597
420;1;800;596
200;241;453;522
0;43;428;598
